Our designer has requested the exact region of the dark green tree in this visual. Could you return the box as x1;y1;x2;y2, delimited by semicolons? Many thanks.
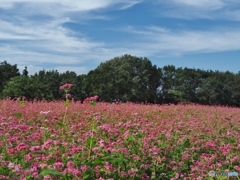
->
232;72;240;106
159;65;177;104
175;68;205;103
76;74;88;102
0;61;20;97
22;66;29;77
196;70;235;106
2;76;37;99
31;70;61;100
85;54;162;103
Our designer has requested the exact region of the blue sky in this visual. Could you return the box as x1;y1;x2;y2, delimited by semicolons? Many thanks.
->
0;0;240;75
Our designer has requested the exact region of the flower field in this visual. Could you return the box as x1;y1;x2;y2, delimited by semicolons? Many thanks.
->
0;99;240;180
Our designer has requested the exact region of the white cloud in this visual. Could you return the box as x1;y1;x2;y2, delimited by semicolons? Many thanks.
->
170;0;225;10
0;0;142;15
0;0;239;76
122;26;240;57
156;0;240;20
0;0;144;75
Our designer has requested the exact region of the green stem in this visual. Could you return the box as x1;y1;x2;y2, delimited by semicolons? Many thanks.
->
63;106;68;125
88;121;95;160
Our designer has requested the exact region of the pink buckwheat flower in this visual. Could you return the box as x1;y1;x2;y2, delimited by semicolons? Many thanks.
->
59;83;73;90
128;168;138;176
234;165;240;171
53;162;64;171
16;143;29;152
66;93;71;99
67;161;75;168
43;175;51;180
104;162;116;172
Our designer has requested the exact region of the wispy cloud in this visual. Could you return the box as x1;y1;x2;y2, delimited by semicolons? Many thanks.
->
155;0;240;20
0;0;143;74
0;0;143;16
120;26;240;57
0;0;239;75
170;0;225;10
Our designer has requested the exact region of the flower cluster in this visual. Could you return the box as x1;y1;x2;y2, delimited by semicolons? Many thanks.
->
66;93;71;99
59;83;73;90
84;95;99;102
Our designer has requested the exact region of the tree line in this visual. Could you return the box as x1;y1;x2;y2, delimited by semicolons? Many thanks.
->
1;54;240;106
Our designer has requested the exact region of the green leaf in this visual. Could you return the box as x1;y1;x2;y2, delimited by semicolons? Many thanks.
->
13;112;22;118
83;174;90;180
18;101;25;105
90;100;96;106
86;137;96;147
183;138;191;148
47;158;55;165
94;157;102;165
65;99;70;107
40;168;61;176
57;122;65;128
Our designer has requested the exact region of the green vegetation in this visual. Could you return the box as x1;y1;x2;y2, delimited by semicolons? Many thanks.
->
1;54;240;106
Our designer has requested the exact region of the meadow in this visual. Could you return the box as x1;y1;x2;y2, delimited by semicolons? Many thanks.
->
0;97;240;179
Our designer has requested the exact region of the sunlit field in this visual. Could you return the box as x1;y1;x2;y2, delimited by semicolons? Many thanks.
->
0;98;240;180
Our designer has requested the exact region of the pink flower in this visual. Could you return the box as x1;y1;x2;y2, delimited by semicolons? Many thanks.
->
231;156;239;162
69;147;82;155
98;139;105;148
43;175;51;180
93;95;99;100
121;171;128;178
141;173;150;180
42;139;54;150
234;165;240;171
104;162;116;172
67;161;75;168
16;143;29;152
84;95;99;102
24;153;32;161
80;165;88;172
128;168;138;176
30;145;41;152
8;162;15;169
59;83;73;90
182;153;191;160
53;162;64;171
66;93;71;99
64;168;81;176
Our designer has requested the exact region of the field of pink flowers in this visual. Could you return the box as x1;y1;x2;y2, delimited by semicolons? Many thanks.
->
0;98;240;179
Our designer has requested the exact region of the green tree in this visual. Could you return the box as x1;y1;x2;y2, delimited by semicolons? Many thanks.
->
85;54;162;103
232;72;240;106
196;70;235;106
31;70;61;100
2;76;37;99
76;74;88;102
0;61;20;97
175;68;205;103
22;66;29;77
159;65;177;104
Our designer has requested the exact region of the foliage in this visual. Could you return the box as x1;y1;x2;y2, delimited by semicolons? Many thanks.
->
1;56;240;107
0;61;20;97
85;54;162;103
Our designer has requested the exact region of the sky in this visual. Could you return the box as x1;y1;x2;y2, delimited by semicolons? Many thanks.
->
0;0;240;75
